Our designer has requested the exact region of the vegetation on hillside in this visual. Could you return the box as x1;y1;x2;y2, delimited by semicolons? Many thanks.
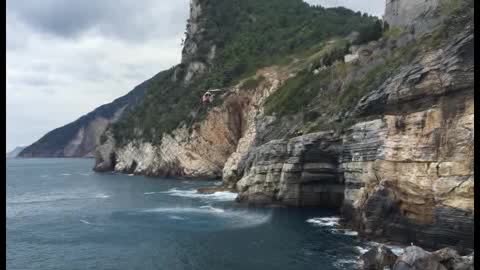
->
110;0;383;146
19;75;153;157
265;0;473;135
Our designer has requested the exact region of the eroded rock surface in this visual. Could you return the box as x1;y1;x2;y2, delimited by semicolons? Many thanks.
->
360;245;398;270
341;29;474;249
95;67;292;178
235;132;344;207
94;8;474;252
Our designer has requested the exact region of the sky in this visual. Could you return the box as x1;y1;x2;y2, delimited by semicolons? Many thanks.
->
6;0;385;152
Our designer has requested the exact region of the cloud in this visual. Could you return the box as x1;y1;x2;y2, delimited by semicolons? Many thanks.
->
6;0;189;42
6;1;189;151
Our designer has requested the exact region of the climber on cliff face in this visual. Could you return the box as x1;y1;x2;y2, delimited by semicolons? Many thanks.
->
202;91;214;105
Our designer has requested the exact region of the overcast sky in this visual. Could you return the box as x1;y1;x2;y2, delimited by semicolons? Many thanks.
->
6;0;385;152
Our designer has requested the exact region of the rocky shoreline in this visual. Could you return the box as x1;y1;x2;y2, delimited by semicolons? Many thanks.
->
360;245;474;270
95;24;474;251
93;0;474;258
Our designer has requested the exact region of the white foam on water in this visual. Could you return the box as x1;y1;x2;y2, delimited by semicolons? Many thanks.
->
144;192;161;195
128;174;134;177
306;217;340;227
333;258;358;266
80;219;92;225
343;230;359;236
9;192;110;204
199;205;225;213
143;191;163;195
168;215;186;220
389;246;405;256
163;188;237;201
331;228;359;236
141;206;272;229
142;207;223;214
355;246;370;255
95;193;110;199
357;242;405;256
61;173;72;176
378;243;405;256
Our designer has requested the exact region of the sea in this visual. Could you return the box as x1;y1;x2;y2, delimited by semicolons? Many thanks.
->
6;158;404;270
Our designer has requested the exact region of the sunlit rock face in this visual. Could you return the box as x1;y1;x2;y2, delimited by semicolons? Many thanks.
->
95;66;291;179
340;29;474;250
384;0;441;34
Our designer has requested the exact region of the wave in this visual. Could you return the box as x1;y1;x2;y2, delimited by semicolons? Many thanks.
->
356;242;405;256
141;206;272;229
333;258;358;268
369;242;404;256
306;217;340;227
142;207;223;214
144;192;162;195
80;219;92;225
307;217;361;237
168;215;187;220
199;205;225;213
8;193;111;204
331;229;359;236
162;188;237;201
355;246;370;255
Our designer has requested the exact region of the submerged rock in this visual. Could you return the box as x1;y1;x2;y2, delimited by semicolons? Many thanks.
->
393;246;447;270
432;248;474;270
360;245;398;270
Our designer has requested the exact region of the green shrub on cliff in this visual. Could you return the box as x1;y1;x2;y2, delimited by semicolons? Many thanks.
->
109;0;382;146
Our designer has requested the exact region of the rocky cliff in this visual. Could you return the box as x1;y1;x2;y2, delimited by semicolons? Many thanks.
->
94;65;292;176
228;24;474;250
384;0;441;34
93;0;473;251
340;28;474;250
6;146;25;158
18;73;159;158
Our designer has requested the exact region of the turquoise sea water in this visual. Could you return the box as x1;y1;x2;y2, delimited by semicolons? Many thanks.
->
7;158;386;270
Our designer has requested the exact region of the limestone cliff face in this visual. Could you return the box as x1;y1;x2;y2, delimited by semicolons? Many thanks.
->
94;66;291;177
384;0;441;34
340;28;474;249
235;132;344;207
93;0;473;251
175;0;214;84
232;28;473;249
63;107;126;157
